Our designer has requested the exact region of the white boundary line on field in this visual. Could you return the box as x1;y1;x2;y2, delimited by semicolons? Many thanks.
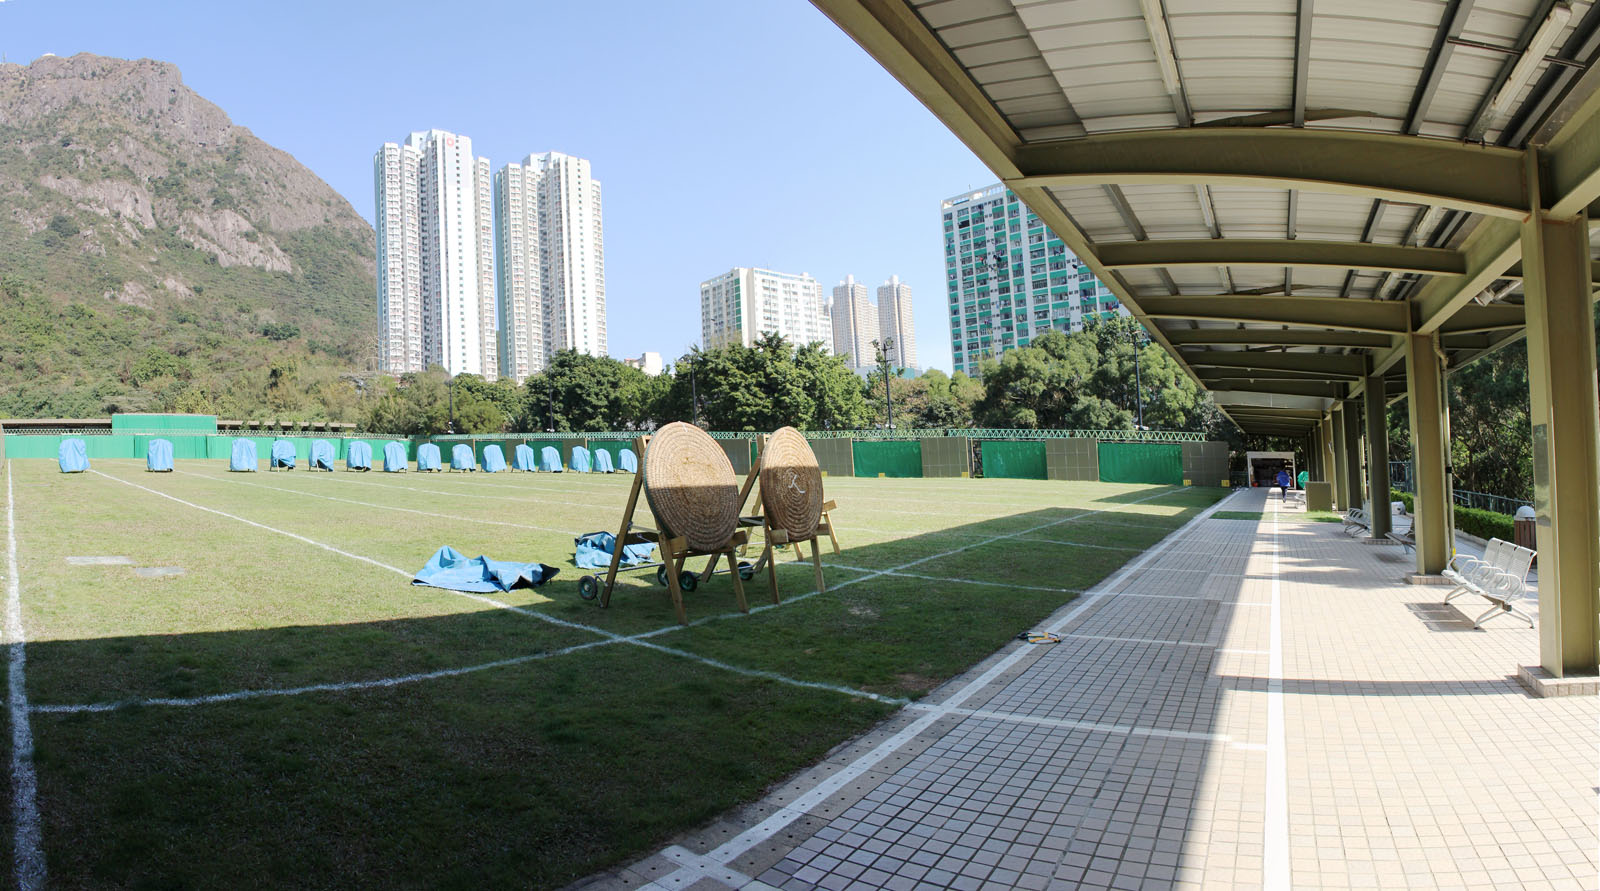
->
642;486;1240;890
78;470;901;708
4;465;45;891
175;469;583;536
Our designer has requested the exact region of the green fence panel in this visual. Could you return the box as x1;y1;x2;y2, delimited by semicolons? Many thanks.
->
852;440;922;478
589;439;633;469
982;441;1047;479
111;413;218;434
1097;442;1183;485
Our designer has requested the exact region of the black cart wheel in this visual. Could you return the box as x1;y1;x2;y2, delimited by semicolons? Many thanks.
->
737;561;754;580
656;565;670;587
578;575;600;601
679;572;698;592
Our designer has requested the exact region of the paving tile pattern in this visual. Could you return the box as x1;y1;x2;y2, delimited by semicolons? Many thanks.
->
585;490;1597;891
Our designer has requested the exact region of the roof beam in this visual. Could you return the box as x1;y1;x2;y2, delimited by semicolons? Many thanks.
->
1097;239;1466;276
1007;130;1528;219
1185;350;1368;378
1139;295;1409;333
1196;368;1361;383
1411;217;1521;333
1437;303;1525;333
1226;407;1326;421
1209;390;1335;412
1293;0;1314;127
1162;328;1395;349
1405;0;1476;134
1546;77;1600;216
1196;378;1348;398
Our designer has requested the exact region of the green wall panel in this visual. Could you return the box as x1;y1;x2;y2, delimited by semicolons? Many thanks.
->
1097;442;1183;485
981;441;1046;479
852;440;922;478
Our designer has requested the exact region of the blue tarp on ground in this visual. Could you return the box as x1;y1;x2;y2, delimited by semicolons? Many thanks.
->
450;443;476;471
270;440;296;469
574;531;655;569
347;441;372;471
383;442;408;472
146;439;174;472
593;449;615;473
619;448;639;473
230;439;258;472
514;444;537;471
58;438;89;473
417;443;442;471
482;444;506;473
310;439;335;471
412;546;559;593
570;446;592;473
540;446;562;472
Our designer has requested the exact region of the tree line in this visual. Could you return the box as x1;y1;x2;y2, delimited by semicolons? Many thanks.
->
360;319;1234;439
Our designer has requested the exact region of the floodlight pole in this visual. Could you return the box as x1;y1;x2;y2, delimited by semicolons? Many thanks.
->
1128;325;1145;429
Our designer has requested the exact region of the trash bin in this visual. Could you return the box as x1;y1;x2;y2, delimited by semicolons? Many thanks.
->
1514;505;1537;553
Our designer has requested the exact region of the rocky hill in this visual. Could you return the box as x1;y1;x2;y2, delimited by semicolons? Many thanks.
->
0;53;377;419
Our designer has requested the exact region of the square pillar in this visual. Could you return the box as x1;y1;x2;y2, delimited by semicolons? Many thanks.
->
1330;405;1350;510
1343;398;1364;512
1364;377;1391;539
1404;333;1452;575
1522;208;1600;677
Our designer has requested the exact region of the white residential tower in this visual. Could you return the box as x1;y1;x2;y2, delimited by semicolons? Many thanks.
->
700;267;831;351
877;276;917;371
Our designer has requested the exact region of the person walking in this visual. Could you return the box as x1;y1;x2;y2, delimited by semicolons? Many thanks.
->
1275;468;1291;500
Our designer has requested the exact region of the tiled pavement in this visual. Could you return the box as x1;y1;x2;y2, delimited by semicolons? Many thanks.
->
578;489;1597;890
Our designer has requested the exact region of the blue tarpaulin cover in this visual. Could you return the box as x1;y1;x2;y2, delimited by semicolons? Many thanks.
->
451;443;476;471
412;546;559;593
570;446;592;473
482;444;506;473
310;439;335;471
383;442;407;472
539;446;562;472
514;444;537;471
347;441;372;471
270;440;296;469
593;449;615;473
417;443;442;471
229;439;257;472
574;531;655;570
58;438;89;473
146;439;174;472
619;448;639;473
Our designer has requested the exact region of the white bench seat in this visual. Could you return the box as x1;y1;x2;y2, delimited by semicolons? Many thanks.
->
1443;538;1536;629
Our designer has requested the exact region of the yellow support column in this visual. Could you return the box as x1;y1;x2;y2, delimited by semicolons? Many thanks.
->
1330;405;1350;510
1522;205;1600;677
1364;378;1391;539
1404;333;1452;576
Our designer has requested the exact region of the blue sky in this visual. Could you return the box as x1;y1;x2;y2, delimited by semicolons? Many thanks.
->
0;0;996;372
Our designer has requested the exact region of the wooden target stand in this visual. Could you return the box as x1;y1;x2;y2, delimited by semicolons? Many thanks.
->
594;434;751;625
731;432;842;601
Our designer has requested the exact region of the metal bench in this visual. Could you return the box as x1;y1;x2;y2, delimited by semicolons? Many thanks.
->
1386;528;1415;553
1443;538;1536;629
1342;508;1370;535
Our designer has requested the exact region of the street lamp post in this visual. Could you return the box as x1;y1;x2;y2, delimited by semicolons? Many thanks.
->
872;337;895;435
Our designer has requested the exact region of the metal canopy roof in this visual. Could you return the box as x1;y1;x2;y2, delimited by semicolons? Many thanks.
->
813;0;1600;435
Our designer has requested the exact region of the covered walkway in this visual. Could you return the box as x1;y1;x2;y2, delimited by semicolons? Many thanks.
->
599;487;1596;890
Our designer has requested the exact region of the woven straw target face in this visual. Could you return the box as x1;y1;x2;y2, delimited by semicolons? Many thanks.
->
643;422;740;552
759;427;824;541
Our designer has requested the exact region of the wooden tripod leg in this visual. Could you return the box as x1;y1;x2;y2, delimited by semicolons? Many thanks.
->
662;539;688;625
600;471;647;608
765;523;784;604
726;549;749;613
810;536;826;594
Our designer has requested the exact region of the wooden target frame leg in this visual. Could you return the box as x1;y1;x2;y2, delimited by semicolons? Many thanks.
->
765;524;787;604
820;500;841;554
809;536;826;594
726;549;749;613
662;537;689;625
600;462;650;609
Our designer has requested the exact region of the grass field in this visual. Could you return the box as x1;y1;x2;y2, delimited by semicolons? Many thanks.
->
1;457;1227;888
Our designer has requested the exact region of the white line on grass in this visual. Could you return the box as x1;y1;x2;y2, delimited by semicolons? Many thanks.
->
81;471;897;707
176;469;583;536
644;486;1240;889
4;465;45;891
1264;498;1291;886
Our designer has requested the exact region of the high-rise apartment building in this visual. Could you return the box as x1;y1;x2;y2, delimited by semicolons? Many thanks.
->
876;276;917;371
700;268;831;351
373;129;495;378
494;152;606;382
942;184;1126;376
831;275;879;369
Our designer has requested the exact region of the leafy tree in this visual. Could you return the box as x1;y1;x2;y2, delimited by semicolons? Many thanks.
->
516;350;654;432
660;335;869;431
973;330;1126;429
360;367;504;435
129;347;190;384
